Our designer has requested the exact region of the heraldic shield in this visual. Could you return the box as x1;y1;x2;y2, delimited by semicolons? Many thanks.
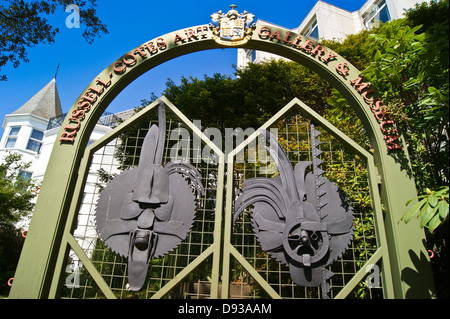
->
210;5;256;45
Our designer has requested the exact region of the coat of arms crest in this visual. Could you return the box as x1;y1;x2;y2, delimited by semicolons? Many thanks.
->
210;5;256;46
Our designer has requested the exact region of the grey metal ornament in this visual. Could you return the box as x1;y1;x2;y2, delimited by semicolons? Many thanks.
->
233;125;354;298
95;102;204;291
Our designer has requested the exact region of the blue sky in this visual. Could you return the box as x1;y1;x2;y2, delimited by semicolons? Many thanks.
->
0;0;368;136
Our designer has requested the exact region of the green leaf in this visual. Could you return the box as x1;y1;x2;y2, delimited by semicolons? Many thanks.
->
405;194;427;206
427;214;442;234
402;197;427;223
374;50;382;61
428;86;438;94
435;187;449;198
439;200;449;219
420;203;438;228
428;195;438;207
418;201;430;219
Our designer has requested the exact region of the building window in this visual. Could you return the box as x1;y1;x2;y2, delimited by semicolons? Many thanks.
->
18;170;33;181
364;0;391;30
305;19;319;40
26;129;44;153
246;49;256;63
5;126;21;148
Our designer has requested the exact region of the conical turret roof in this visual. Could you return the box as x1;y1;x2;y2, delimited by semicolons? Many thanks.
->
11;78;63;119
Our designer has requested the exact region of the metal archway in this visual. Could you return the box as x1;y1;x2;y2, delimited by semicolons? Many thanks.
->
10;11;434;299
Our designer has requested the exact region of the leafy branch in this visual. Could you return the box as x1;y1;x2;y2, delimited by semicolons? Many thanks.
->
401;186;449;233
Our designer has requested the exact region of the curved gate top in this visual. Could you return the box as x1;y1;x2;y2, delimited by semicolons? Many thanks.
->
10;7;434;299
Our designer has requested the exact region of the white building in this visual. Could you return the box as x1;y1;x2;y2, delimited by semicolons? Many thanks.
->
0;77;123;232
0;78;121;182
237;0;426;67
1;78;63;181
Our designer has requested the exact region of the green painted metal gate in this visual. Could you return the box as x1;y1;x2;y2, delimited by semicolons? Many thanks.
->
9;19;435;299
38;97;392;299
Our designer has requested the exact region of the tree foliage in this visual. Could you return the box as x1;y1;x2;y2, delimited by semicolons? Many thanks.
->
402;187;449;232
322;0;449;233
0;152;37;296
0;224;25;296
361;10;448;233
159;59;333;134
0;152;37;227
405;0;450;33
322;1;448;297
0;0;108;81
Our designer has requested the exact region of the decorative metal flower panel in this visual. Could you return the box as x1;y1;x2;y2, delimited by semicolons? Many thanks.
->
94;103;205;291
233;124;354;298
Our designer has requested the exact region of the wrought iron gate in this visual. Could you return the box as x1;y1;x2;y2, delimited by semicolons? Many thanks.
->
52;97;393;299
